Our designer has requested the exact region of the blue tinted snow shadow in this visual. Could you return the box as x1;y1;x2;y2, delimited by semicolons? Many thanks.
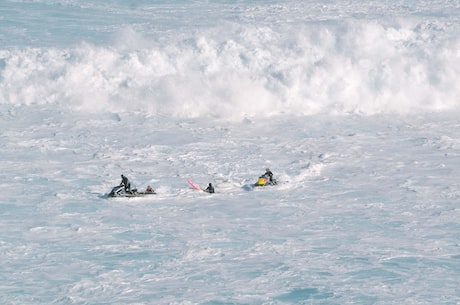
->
201;301;243;305
346;267;402;282
275;287;334;302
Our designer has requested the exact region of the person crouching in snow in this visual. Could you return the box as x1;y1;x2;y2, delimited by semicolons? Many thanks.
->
204;183;215;193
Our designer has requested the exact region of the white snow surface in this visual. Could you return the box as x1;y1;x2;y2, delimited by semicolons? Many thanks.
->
1;0;460;304
2;108;460;304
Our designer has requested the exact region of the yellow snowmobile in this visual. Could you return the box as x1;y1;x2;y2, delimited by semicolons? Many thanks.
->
254;175;277;187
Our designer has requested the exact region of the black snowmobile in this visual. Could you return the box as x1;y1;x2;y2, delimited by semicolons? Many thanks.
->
108;185;156;198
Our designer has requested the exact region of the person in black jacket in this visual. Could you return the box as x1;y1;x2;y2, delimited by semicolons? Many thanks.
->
263;168;274;182
120;174;131;192
204;183;215;193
